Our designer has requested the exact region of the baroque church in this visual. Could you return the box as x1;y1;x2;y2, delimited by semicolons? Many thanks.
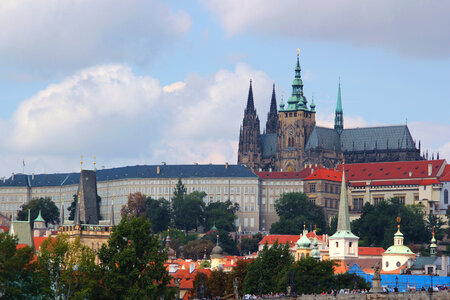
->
238;54;422;172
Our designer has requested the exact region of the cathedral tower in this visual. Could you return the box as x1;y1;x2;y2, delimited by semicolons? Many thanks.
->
275;52;316;172
238;80;262;170
265;84;278;134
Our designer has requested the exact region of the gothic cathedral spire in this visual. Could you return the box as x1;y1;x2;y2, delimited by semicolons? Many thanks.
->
238;80;262;170
265;84;278;134
334;81;344;135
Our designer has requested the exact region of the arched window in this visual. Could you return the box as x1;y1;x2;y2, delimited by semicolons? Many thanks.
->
445;189;448;204
336;242;339;248
386;261;389;267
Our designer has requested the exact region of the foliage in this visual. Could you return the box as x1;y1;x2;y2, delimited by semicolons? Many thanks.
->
183;239;215;260
351;198;429;248
204;200;239;232
17;197;59;227
146;197;170;233
98;215;173;299
192;272;210;298
239;233;263;255
172;180;206;232
120;192;147;218
208;270;229;297
328;215;338;235
270;192;327;235
334;273;371;291
199;260;211;269
243;241;293;294
228;259;251;297
279;257;336;294
161;228;196;257
203;228;238;255
425;213;446;241
0;232;45;299
37;235;100;299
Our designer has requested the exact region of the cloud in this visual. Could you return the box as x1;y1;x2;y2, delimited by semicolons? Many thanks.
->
0;0;191;71
202;0;450;58
0;63;273;176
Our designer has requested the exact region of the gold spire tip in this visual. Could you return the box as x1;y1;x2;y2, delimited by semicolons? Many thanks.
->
297;48;300;56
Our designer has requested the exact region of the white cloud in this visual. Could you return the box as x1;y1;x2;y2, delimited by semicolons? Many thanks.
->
0;0;191;70
203;0;450;58
0;63;273;176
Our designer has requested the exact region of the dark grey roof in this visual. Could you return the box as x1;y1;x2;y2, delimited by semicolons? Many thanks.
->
341;125;416;152
410;256;439;270
261;133;277;157
305;126;341;151
10;221;34;247
0;164;257;187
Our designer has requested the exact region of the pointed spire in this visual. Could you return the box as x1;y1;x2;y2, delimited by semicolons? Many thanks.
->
266;84;279;134
245;80;255;113
110;195;115;226
270;84;277;112
336;167;351;232
430;227;437;256
60;199;65;226
279;94;285;110
310;95;316;112
334;80;344;135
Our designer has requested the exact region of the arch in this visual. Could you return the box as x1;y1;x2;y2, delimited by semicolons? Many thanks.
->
287;165;293;172
445;189;448;204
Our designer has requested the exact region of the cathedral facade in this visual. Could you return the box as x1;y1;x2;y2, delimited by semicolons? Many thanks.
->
238;54;422;172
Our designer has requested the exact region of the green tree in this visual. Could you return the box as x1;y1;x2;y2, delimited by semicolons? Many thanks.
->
244;241;293;294
183;239;214;260
425;213;446;241
279;257;336;294
0;232;45;299
239;232;263;255
203;228;238;255
204;200;239;232
335;273;371;291
98;215;173;299
270;192;327;235
37;235;100;299
146;197;170;233
17;197;59;227
352;198;429;248
227;259;250;297
208;270;229;297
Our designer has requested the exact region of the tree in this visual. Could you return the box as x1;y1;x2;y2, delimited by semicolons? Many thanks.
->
425;214;446;241
227;259;250;297
208;270;230;297
239;233;263;255
173;191;206;232
204;200;239;232
183;239;214;260
352;198;429;248
279;257;336;294
37;235;100;299
146;197;170;233
203;228;238;255
0;232;45;299
335;273;371;291
17;197;59;227
121;192;147;218
244;241;293;294
98;215;173;299
270;192;327;235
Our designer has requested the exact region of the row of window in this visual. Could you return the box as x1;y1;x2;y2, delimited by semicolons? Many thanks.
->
309;183;340;194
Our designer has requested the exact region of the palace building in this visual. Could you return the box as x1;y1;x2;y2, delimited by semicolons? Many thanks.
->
237;53;422;172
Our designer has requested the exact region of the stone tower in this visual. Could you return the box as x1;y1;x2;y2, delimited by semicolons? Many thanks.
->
265;84;278;134
74;170;99;225
238;80;262;170
275;53;316;172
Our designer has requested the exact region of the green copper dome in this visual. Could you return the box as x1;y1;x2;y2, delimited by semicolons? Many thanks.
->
385;245;414;255
34;210;45;223
296;230;311;249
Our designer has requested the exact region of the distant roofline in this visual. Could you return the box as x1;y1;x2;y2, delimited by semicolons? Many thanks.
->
341;159;445;167
344;124;410;131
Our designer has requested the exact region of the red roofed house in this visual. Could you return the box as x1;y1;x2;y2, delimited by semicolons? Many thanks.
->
337;160;446;215
258;232;329;258
439;164;450;215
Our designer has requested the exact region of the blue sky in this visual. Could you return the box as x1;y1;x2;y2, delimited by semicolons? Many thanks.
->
1;0;450;176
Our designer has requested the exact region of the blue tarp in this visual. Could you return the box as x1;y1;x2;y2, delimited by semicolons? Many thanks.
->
347;264;450;292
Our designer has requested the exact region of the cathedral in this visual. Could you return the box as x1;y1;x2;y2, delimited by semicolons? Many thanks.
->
238;54;422;172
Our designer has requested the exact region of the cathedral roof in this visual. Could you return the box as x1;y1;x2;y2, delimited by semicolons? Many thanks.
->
260;133;277;157
341;125;415;152
304;126;341;151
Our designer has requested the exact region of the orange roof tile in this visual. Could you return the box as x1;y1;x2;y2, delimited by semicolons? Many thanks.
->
439;165;450;181
256;167;314;180
333;260;348;274
358;247;385;256
259;235;298;247
304;168;343;182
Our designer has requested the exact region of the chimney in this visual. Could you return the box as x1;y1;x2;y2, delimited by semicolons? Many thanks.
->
11;173;14;181
157;166;160;174
428;164;432;176
32;173;35;180
409;171;412;177
225;162;229;168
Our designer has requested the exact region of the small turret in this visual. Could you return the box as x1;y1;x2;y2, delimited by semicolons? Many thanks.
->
310;95;316;112
430;228;437;257
334;81;344;135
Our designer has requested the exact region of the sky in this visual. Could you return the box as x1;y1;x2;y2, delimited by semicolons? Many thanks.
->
1;0;450;177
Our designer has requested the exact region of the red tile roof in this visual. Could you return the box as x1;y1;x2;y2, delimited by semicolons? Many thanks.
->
304;168;343;182
259;235;298;247
338;160;445;181
256;167;314;180
439;165;450;182
358;247;385;256
420;179;441;185
0;225;8;232
306;231;324;242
